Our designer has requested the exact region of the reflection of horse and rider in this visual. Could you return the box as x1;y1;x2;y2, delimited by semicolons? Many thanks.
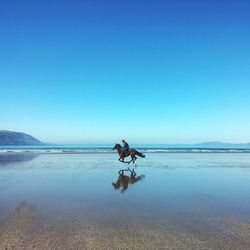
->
112;168;145;193
113;139;145;164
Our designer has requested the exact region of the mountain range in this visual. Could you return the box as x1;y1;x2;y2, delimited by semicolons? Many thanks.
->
0;130;249;147
0;130;44;145
195;141;250;147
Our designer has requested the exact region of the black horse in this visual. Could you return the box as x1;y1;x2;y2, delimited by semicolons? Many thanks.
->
113;144;145;164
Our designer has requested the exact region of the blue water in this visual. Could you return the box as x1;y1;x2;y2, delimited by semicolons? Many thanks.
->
1;144;250;150
1;153;250;225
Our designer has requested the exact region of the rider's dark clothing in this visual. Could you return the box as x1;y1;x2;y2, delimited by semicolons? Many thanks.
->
122;141;129;153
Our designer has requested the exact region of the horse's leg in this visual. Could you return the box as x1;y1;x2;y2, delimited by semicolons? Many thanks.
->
122;152;131;164
131;152;137;164
120;157;129;164
127;155;134;164
133;156;137;164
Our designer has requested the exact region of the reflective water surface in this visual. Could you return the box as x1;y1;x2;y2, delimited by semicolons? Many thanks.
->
1;153;250;249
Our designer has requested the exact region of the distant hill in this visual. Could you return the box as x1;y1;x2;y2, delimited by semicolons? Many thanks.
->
195;141;250;147
0;130;45;145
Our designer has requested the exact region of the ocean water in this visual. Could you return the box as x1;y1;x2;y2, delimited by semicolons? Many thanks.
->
1;144;250;153
1;153;250;216
1;153;250;248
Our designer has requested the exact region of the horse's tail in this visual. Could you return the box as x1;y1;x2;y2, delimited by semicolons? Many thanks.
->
135;150;145;158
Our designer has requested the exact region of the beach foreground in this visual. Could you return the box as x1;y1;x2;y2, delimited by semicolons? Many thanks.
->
1;153;250;249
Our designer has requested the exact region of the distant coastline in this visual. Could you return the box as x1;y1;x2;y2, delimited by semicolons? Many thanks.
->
0;130;45;146
1;130;250;153
1;144;250;154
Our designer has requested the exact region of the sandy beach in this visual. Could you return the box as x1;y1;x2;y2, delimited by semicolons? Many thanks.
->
1;153;250;249
1;202;250;249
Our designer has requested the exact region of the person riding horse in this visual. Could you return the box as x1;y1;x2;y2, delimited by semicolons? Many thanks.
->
113;142;145;164
121;139;129;154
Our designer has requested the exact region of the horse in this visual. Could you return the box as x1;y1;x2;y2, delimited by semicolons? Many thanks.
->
112;168;145;193
112;143;145;164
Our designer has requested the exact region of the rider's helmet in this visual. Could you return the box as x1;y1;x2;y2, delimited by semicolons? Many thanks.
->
122;139;125;143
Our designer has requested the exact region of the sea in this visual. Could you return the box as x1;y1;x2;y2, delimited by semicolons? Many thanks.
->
1;145;250;248
0;144;250;153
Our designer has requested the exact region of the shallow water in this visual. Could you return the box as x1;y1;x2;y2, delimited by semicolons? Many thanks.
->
1;153;250;249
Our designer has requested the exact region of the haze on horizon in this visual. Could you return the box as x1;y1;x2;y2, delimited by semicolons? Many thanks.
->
1;0;250;144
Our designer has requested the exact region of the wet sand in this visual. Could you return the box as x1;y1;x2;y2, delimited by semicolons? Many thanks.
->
1;202;250;249
1;153;250;249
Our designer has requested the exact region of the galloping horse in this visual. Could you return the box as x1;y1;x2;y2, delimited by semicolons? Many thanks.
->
113;144;145;164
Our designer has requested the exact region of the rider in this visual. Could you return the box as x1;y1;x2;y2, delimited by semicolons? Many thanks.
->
121;139;129;154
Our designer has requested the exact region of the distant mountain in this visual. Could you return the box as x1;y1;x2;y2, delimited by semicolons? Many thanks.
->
195;141;250;147
0;130;45;145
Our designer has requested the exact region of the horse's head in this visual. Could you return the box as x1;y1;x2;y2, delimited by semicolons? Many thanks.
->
112;181;128;193
113;143;121;151
112;182;120;189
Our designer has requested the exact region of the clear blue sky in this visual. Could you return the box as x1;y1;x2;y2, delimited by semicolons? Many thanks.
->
0;0;249;144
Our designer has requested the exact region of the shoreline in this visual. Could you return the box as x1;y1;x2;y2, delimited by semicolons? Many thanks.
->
1;149;250;154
